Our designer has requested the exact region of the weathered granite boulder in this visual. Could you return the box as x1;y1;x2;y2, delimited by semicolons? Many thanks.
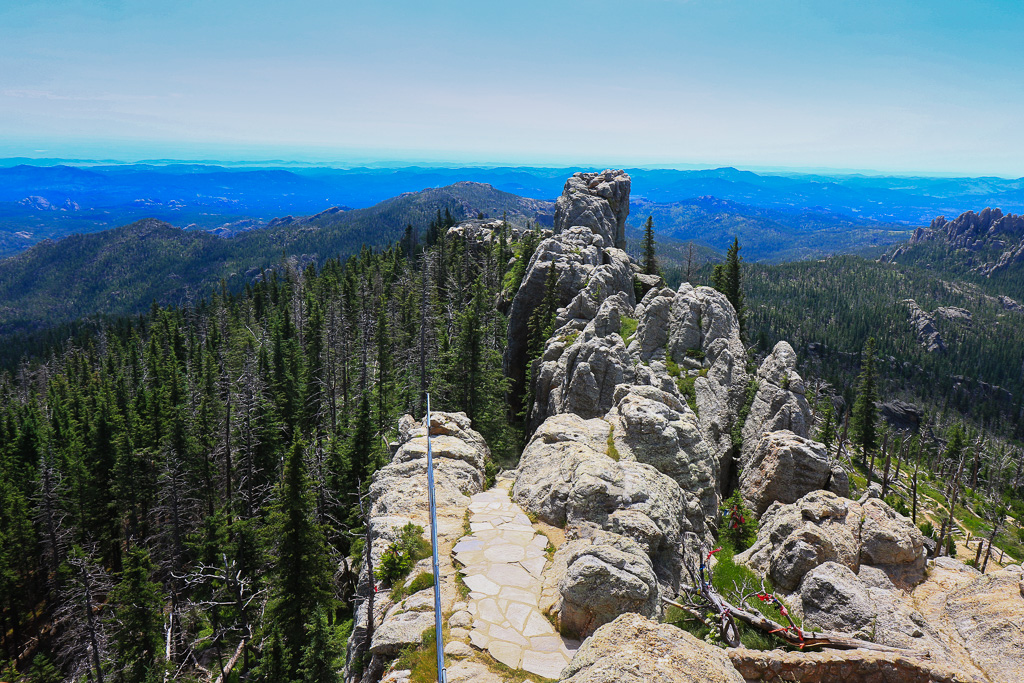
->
739;430;849;516
627;286;676;363
799;562;940;651
532;295;636;426
605;384;720;527
739;341;813;465
506;226;611;404
559;613;744;683
555;249;635;330
514;413;707;557
554;170;631;250
736;490;926;592
667;283;748;480
917;562;1024;683
555;531;661;639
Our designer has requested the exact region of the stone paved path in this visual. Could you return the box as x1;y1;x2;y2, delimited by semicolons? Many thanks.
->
452;480;578;679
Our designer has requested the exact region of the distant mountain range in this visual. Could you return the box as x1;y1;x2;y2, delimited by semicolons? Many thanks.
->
5;162;1024;257
632;196;911;262
0;182;551;335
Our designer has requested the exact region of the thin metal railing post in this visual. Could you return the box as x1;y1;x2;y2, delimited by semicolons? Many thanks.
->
425;394;447;683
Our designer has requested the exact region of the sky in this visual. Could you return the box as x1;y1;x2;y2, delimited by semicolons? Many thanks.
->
2;0;1023;176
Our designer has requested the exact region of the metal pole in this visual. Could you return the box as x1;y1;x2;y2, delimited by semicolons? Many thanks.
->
425;394;447;683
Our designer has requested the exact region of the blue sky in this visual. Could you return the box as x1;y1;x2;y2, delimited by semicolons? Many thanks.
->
2;0;1023;175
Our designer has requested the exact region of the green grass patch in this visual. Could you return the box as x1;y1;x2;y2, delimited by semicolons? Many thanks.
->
395;627;440;683
676;375;698;414
685;348;705;360
666;357;682;377
606;424;620;461
391;571;435;602
559;330;580;346
620;316;638;345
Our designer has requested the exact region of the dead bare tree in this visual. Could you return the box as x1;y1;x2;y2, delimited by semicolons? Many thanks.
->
54;546;111;683
669;538;927;656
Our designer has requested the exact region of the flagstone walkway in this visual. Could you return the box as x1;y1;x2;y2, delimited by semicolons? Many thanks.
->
451;481;579;680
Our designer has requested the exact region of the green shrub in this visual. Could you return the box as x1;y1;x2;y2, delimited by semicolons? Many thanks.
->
620;316;638;345
684;348;705;360
667;544;797;651
730;379;760;450
375;523;431;586
719;490;758;551
665;357;682;377
919;521;934;539
677;375;698;414
484;457;499;489
607;424;620;461
886;495;910;517
946;535;957;558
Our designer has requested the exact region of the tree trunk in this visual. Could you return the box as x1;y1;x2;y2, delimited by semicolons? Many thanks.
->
981;514;1003;572
911;465;919;524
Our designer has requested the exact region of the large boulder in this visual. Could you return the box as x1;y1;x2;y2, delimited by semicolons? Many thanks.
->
799;562;942;652
559;613;744;683
667;283;748;482
606;384;720;527
736;490;926;592
555;531;661;639
554;170;631;250
910;560;1024;683
532;295;636;427
739;341;813;465
739;430;849;516
514;413;706;557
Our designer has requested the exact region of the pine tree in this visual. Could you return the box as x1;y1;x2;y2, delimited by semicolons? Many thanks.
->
641;216;658;276
851;337;879;458
724;238;745;333
298;607;342;683
267;437;332;678
819;402;837;452
108;548;163;683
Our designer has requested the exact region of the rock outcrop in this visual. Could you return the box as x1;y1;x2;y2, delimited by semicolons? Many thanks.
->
667;283;749;470
512;411;709;638
909;558;1024;683
506;190;635;413
739;430;849;516
799;562;942;652
739;341;813;465
606;384;720;524
558;613;744;683
513;413;706;577
736;490;927;592
344;412;489;682
532;295;636;425
553;170;631;250
903;299;947;353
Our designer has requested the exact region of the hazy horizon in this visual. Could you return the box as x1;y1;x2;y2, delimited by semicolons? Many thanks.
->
3;1;1023;177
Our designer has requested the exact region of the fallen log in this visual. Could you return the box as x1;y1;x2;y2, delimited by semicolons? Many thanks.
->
213;640;246;683
663;591;929;658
